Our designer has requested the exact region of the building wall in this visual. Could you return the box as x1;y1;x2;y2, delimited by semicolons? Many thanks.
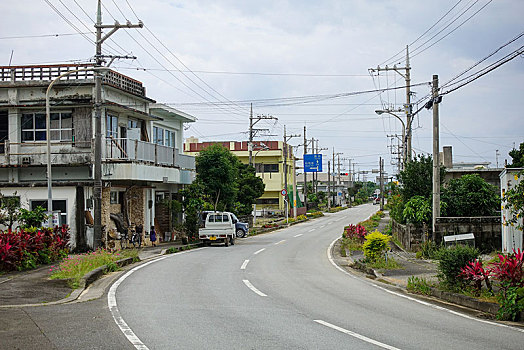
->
184;140;295;210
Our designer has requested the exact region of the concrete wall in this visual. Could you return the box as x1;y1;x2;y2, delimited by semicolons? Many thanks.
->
392;217;501;252
434;217;501;252
391;220;427;251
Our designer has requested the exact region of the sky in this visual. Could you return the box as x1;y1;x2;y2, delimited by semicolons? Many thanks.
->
2;0;523;180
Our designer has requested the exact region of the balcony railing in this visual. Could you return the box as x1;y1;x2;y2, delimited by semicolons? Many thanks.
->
0;139;195;170
0;64;146;97
105;138;195;169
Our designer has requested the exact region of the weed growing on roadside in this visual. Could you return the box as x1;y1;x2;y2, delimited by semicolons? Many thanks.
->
50;249;138;288
407;276;433;295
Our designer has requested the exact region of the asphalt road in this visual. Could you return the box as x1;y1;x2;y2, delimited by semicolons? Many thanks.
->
112;203;524;350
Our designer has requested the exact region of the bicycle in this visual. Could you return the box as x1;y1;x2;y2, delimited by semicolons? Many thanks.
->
119;229;129;249
130;227;142;248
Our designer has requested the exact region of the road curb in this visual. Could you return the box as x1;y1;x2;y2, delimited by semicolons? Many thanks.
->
333;237;524;322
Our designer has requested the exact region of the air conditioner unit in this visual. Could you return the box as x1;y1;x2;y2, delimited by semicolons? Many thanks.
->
21;156;31;165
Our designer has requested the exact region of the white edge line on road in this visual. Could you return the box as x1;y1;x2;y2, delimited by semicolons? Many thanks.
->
308;228;316;232
243;279;267;297
314;320;401;350
254;248;265;255
241;259;250;270
326;237;524;334
294;234;303;237
108;248;206;349
319;225;325;229
275;239;286;245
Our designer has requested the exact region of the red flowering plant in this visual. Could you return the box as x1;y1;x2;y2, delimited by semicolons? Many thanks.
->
489;249;524;289
460;259;492;295
343;224;367;243
0;225;70;271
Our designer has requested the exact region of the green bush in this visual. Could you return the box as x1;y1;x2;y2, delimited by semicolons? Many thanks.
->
435;245;479;290
363;231;390;262
418;241;440;260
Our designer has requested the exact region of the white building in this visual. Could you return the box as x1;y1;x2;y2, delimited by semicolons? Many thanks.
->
500;168;523;252
0;64;195;250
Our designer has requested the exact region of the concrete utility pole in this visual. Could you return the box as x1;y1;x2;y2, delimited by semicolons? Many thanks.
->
303;126;308;211
432;74;440;239
283;125;300;215
249;105;277;166
94;0;142;248
327;160;331;210
369;45;412;162
379;157;385;210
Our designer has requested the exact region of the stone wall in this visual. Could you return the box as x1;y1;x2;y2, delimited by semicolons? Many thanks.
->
434;216;501;252
101;187;111;229
391;220;427;251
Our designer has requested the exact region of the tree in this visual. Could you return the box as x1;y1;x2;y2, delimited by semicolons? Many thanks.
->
195;144;239;211
180;182;205;237
441;174;500;217
235;163;265;216
508;142;524;168
0;195;20;231
398;154;445;202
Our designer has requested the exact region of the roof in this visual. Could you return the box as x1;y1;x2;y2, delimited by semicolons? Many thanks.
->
150;103;196;123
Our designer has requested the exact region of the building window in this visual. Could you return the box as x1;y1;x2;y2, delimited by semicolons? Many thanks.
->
165;130;175;148
106;114;118;139
30;199;67;225
256;198;279;205
127;119;141;129
153;126;164;145
21;112;73;142
110;191;119;204
264;164;279;173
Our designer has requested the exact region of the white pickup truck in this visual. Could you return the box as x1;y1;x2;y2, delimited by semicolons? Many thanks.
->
199;211;236;246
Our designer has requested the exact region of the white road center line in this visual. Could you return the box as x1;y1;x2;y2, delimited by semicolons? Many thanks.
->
314;320;401;350
275;239;286;245
254;248;266;255
308;228;316;232
241;259;250;270
243;279;267;297
319;225;325;229
294;234;303;237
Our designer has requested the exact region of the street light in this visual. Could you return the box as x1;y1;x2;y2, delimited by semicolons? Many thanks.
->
45;66;109;227
375;108;406;169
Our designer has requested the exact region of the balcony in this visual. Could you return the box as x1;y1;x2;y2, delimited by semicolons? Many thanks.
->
0;138;195;171
0;64;146;97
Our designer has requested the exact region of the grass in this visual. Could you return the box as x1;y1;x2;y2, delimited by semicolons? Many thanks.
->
407;276;434;295
340;237;363;254
50;249;139;288
368;257;402;270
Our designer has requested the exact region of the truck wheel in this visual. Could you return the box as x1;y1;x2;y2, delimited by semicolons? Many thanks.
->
236;229;245;238
224;237;229;247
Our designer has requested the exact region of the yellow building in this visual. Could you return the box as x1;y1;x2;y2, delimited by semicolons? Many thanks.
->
184;137;295;212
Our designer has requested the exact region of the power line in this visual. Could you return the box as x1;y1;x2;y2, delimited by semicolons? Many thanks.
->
411;0;493;59
114;66;369;77
442;30;524;88
0;32;93;40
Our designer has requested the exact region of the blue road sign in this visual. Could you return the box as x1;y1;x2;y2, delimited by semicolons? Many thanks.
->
304;154;322;172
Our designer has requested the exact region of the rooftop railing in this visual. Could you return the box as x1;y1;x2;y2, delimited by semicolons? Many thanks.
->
0;64;145;96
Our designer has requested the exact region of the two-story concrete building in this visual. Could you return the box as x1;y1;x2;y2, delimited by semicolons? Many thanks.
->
184;138;295;213
0;64;195;250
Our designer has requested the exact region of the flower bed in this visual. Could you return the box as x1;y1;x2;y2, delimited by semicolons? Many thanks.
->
0;226;70;271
